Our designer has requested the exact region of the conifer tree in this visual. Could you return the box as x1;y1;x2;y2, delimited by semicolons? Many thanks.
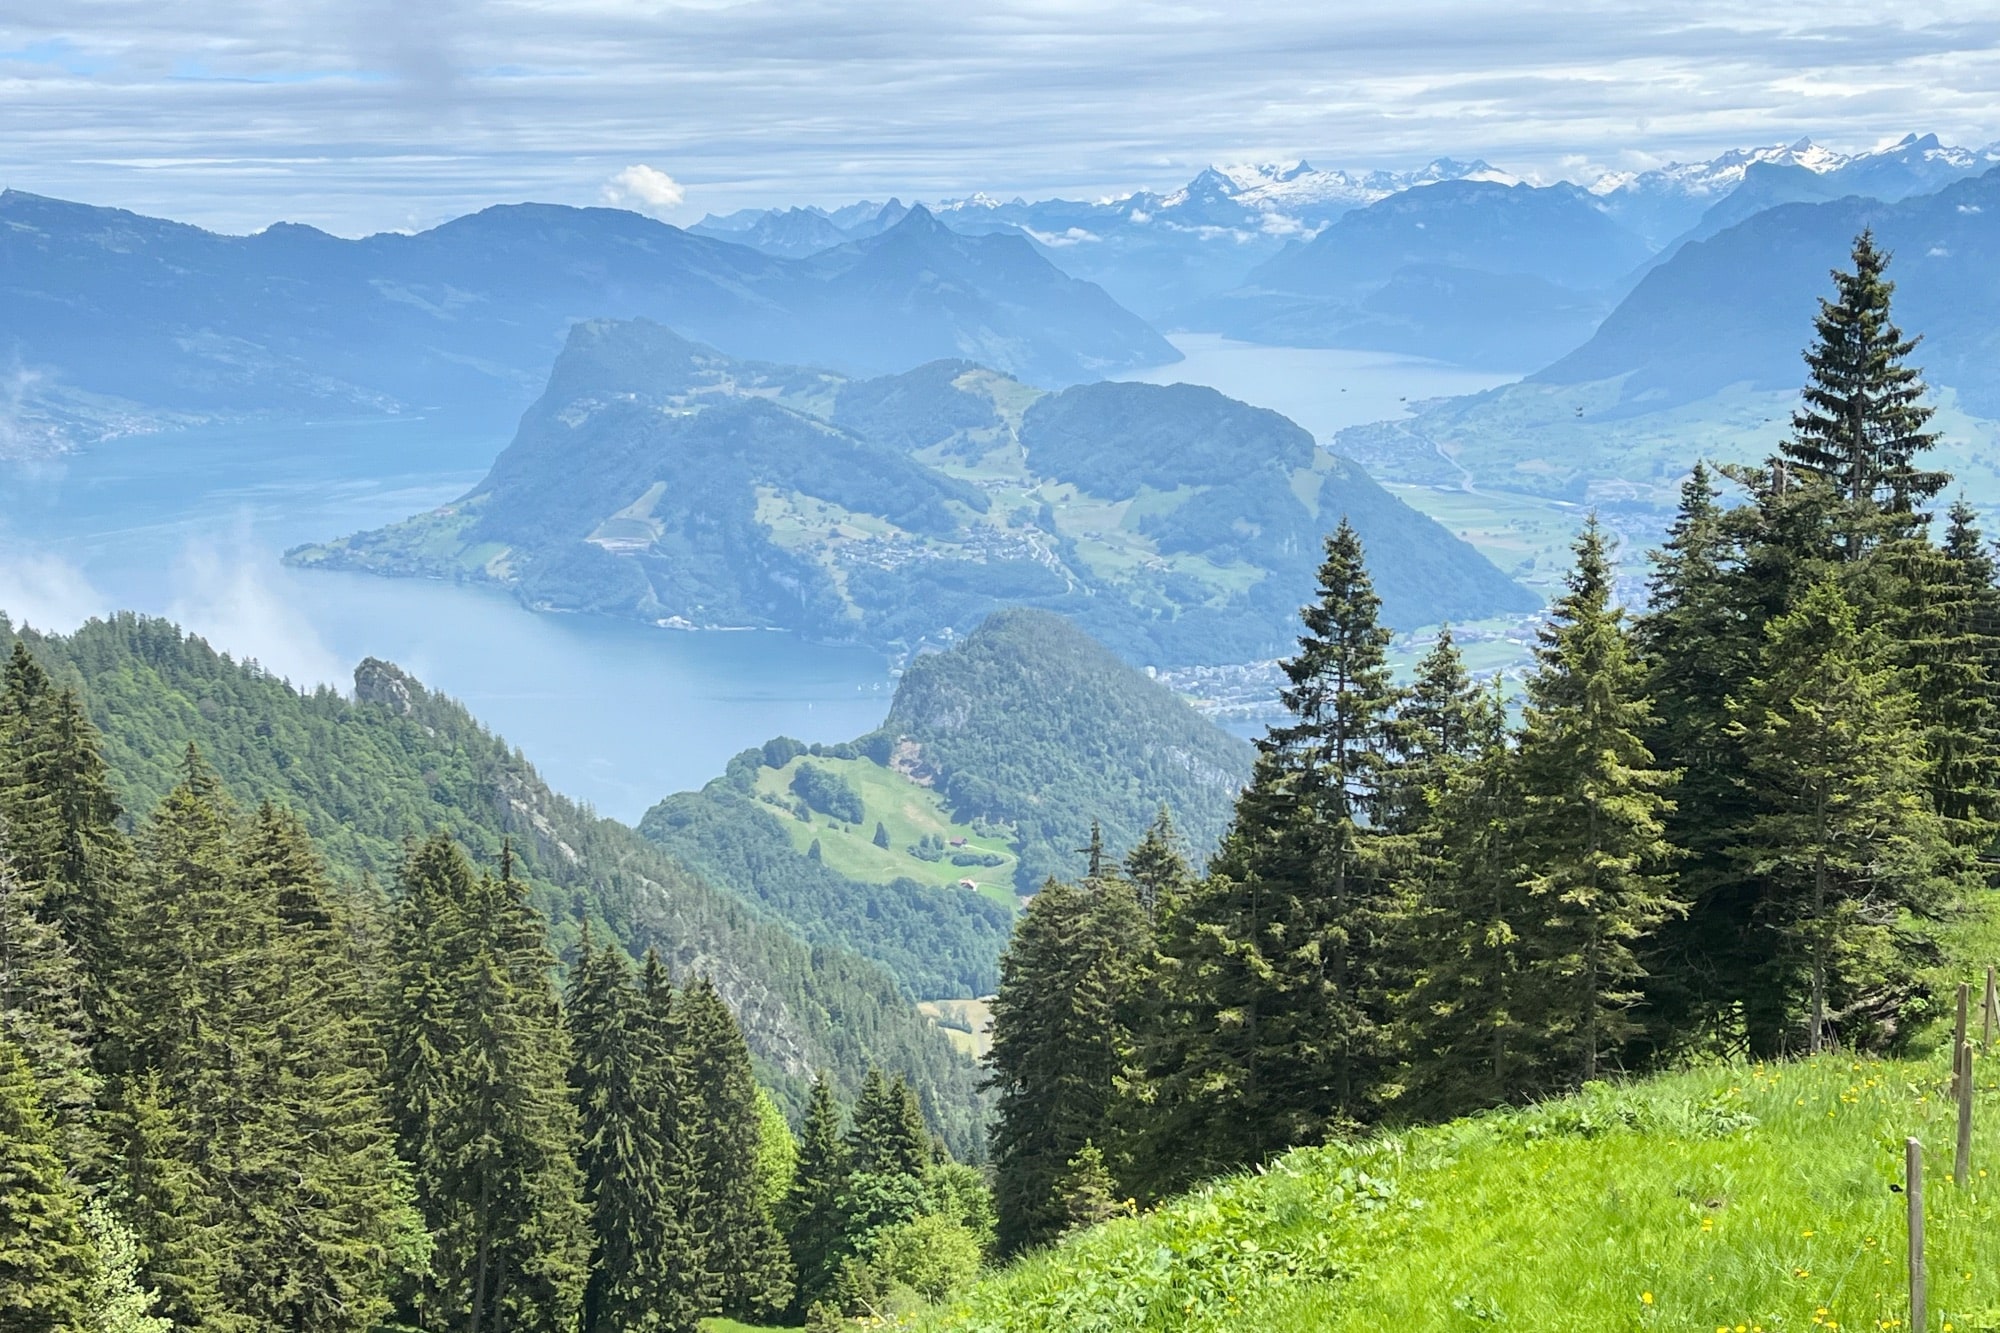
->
1384;626;1497;835
987;875;1148;1251
0;837;99;1174
634;950;705;1332
677;975;793;1321
783;1073;854;1316
568;929;682;1333
1633;465;1769;1044
1140;522;1402;1189
386;836;590;1333
1782;230;1944;542
1398;681;1525;1116
79;1197;171;1333
1879;502;2000;851
1730;578;1957;1052
0;651;128;1014
1056;1142;1121;1235
0;1035;96;1333
1122;806;1194;917
1514;519;1678;1089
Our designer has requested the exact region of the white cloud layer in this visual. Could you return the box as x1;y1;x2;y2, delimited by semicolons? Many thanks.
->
1;1;1998;233
601;163;685;213
165;538;345;691
0;549;106;634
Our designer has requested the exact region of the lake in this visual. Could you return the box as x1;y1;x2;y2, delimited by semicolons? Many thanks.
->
0;340;1517;822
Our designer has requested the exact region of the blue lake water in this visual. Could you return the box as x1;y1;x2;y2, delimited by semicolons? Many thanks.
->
0;341;1518;822
0;418;895;823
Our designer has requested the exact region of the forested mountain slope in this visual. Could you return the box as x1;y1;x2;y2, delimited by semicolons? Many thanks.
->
0;611;986;1154
0;191;1171;453
638;609;1255;999
290;319;1535;665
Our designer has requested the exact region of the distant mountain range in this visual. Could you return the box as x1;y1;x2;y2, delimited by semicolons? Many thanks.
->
0;192;1173;453
287;319;1535;665
697;134;2000;368
1335;164;2000;509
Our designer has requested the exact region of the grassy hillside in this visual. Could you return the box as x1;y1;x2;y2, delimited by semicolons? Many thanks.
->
919;1038;2000;1331
748;752;1019;910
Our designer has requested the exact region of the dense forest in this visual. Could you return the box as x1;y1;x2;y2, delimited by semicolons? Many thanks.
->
0;654;1005;1330
0;619;986;1154
981;233;2000;1253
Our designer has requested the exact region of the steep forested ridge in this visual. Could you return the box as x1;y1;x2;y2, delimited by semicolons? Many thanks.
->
0;612;985;1154
639;609;1254;998
292;319;1533;666
874;608;1256;891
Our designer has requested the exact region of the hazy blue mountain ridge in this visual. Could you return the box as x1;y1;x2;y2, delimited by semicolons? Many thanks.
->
289;319;1536;665
0;191;1173;450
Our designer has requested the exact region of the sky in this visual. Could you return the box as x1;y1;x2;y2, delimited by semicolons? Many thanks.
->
3;1;1999;236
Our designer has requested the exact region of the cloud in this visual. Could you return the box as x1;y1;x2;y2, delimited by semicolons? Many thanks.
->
165;538;345;691
601;164;685;214
0;549;106;634
3;1;2000;234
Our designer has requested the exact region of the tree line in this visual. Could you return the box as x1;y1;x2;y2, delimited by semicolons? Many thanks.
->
984;232;2000;1253
0;648;994;1330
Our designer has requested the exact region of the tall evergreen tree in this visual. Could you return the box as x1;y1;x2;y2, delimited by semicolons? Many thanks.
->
1880;502;2000;851
567;929;685;1333
1140;522;1402;1189
1384;626;1497;836
634;951;705;1333
1782;230;1944;549
1634;465;1769;1047
988;875;1148;1251
782;1073;854;1318
1513;519;1679;1089
0;836;99;1175
0;1034;96;1333
676;976;793;1321
0;650;128;1015
386;836;590;1333
1122;806;1195;918
1397;682;1525;1117
1730;578;1958;1052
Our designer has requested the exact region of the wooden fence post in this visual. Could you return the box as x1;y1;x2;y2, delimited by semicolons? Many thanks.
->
1955;983;1970;1101
1957;1039;1975;1187
1908;1137;1927;1332
1985;965;1996;1053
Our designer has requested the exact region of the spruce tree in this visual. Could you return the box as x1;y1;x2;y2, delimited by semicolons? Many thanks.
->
386;836;590;1333
0;836;99;1175
1730;578;1957;1052
1880;502;2000;851
1056;1142;1121;1236
634;950;705;1333
1634;465;1769;1046
677;975;793;1321
0;1034;96;1333
1384;625;1497;835
1122;806;1194;917
1140;522;1402;1188
783;1073;854;1316
1514;519;1678;1089
1783;231;1944;539
568;929;682;1333
1398;682;1526;1117
987;876;1148;1250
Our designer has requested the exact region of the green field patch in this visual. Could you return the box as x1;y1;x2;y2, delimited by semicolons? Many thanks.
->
751;755;1020;909
918;997;995;1061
